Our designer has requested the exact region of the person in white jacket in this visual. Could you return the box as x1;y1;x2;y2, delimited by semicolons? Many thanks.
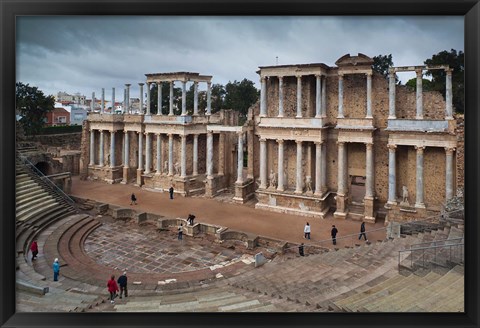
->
304;222;311;240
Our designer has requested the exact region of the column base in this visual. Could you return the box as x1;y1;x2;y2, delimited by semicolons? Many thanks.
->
415;202;426;209
121;167;130;184
333;211;348;220
335;192;347;214
136;169;144;186
385;200;397;209
277;186;285;192
364;196;375;222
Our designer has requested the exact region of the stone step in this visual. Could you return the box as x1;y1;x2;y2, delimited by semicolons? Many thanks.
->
16;203;58;222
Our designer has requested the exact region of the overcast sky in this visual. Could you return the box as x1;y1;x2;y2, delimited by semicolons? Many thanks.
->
16;16;463;100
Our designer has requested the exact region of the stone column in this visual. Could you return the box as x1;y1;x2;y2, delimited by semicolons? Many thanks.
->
296;75;302;118
168;134;174;176
137;132;143;170
218;133;225;175
157;82;163;115
236;132;244;184
101;88;105;113
206;82;212;115
145;132;151;174
193;81;199;116
207;132;213;178
193;134;198;175
446;69;453;119
315;74;321;118
125;84;131;113
388;71;396;119
247;129;254;179
387;144;397;204
365;143;374;197
138;83;144;114
321;142;327;192
89;130;95;165
278;76;284;117
277;139;284;191
295;140;303;193
416;69;423;119
415;146;425;207
181;80;187;116
146;82;151;115
156;134;161;174
259;138;267;189
99;130;104;166
366;73;372;118
169;81;174;116
321;76;327;117
314;142;322;196
337;142;346;194
109;130;115;167
124;131;129;168
180;135;187;177
338;74;344;118
260;77;267;117
123;89;127;114
91;92;95;112
111;87;115;114
445;147;455;201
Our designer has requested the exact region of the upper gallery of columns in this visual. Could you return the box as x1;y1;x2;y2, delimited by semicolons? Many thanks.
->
145;72;212;84
257;63;329;79
335;53;374;76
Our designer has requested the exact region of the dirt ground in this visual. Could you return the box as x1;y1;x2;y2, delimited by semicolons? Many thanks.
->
70;176;387;249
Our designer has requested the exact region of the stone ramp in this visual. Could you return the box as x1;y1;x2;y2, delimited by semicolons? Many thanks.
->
16;288;102;312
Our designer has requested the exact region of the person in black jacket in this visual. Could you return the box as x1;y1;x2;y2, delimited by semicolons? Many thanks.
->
130;193;137;205
331;225;338;245
187;214;196;226
358;222;368;241
117;272;128;298
169;186;174;200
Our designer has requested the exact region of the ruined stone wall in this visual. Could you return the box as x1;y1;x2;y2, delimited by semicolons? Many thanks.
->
325;130;339;192
80;120;90;178
266;76;316;118
34;133;82;150
343;74;368;119
455;114;464;193
395;86;447;120
372;132;389;204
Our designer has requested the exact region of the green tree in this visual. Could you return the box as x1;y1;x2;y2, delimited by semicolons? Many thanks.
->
16;82;54;136
224;79;259;119
148;83;181;115
424;49;464;113
372;54;396;80
405;78;434;92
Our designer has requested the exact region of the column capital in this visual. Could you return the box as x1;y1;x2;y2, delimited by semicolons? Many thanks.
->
366;72;373;77
315;74;322;78
415;68;423;76
337;141;345;146
296;75;302;79
125;83;131;87
276;138;284;144
207;131;213;136
365;142;374;150
207;81;212;86
180;134;187;139
445;147;456;154
138;82;144;86
338;73;344;78
236;131;244;136
446;68;453;75
389;71;396;78
295;140;303;145
143;132;149;136
146;81;151;85
278;76;284;82
259;137;267;142
415;145;426;153
168;133;173;137
387;144;397;151
314;141;323;146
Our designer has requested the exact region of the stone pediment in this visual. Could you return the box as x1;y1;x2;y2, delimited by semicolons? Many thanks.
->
335;53;374;67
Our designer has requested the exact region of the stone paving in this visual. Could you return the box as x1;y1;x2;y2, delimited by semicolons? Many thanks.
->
84;218;243;274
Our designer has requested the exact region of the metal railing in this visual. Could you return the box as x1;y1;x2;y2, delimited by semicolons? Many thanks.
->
17;155;77;209
398;242;464;271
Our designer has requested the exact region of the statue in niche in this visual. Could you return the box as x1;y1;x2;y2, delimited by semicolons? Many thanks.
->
305;176;313;193
269;169;277;189
401;185;410;206
174;162;181;175
164;160;169;174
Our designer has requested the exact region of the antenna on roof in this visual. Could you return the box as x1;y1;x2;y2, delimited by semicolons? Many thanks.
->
276;56;279;66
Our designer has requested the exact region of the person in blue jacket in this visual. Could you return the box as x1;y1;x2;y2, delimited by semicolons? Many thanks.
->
53;258;60;281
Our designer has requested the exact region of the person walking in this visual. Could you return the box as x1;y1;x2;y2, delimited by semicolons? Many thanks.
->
169;186;174;200
52;258;60;281
117;272;128;299
299;243;305;256
304;222;311;240
107;274;119;304
30;240;38;261
359;222;368;242
331;225;338;245
178;223;183;240
130;193;137;205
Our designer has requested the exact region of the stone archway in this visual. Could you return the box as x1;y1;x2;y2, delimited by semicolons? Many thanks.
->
35;161;50;176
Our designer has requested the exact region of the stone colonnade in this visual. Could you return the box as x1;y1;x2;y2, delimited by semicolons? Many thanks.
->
389;67;454;120
387;144;456;206
89;128;246;185
260;73;327;118
337;71;373;118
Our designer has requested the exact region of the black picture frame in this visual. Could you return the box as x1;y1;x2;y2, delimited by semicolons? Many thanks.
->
2;1;479;327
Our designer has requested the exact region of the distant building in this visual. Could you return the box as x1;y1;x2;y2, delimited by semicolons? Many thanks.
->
70;104;89;125
45;107;70;126
56;91;86;105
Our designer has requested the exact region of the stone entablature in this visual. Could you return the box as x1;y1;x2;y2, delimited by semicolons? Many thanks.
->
336;118;374;130
145;72;212;83
257;63;329;79
256;127;326;142
388;133;456;149
258;117;325;128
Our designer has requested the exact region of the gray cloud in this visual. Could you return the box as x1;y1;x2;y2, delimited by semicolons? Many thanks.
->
16;16;463;98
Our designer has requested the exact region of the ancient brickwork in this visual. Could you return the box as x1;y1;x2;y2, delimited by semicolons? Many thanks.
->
455;114;464;193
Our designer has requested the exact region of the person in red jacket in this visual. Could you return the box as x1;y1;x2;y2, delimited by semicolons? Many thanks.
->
107;274;119;304
30;240;38;261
